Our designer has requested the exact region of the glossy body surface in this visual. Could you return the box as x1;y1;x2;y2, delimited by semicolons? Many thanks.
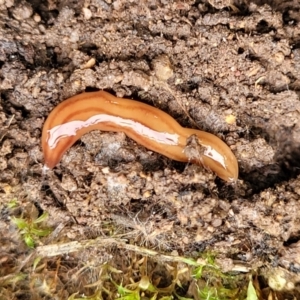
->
42;91;238;182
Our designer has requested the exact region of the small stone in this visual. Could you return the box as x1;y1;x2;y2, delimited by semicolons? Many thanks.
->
82;58;96;69
152;54;174;81
12;2;33;20
268;269;287;291
33;13;41;22
82;7;92;20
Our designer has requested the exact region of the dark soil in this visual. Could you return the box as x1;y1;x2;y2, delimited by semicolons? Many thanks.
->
1;0;300;298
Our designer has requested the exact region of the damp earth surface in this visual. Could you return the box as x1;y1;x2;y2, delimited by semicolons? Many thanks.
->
1;0;300;298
